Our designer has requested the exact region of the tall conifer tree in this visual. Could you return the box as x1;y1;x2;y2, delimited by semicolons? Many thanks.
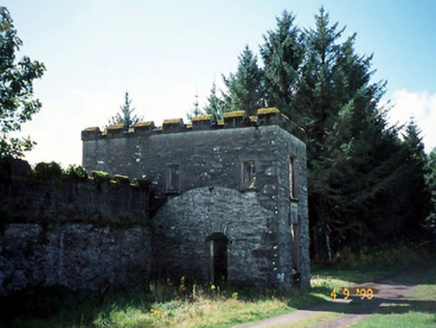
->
196;7;433;256
108;92;143;129
425;149;436;248
203;82;228;119
187;92;203;122
261;11;303;121
223;46;264;115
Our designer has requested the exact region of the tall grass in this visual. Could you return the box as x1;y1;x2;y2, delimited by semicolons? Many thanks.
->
1;244;432;327
1;278;330;328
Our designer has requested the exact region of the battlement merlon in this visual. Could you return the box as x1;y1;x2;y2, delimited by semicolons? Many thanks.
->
81;107;307;142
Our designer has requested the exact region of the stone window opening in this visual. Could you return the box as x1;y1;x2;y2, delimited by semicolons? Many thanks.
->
167;164;180;193
290;156;297;200
242;160;256;190
206;233;228;286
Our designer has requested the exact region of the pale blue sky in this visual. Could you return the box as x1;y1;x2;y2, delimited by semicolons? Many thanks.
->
3;0;436;166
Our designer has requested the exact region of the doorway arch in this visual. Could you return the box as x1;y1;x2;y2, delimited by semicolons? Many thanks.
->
206;233;228;285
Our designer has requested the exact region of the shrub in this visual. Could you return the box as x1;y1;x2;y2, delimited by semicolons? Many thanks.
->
66;165;88;181
33;162;63;180
337;243;425;269
338;246;358;268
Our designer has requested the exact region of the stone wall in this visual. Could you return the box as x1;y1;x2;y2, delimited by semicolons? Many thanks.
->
0;159;151;295
0;159;149;224
82;109;310;290
152;187;274;289
1;223;151;294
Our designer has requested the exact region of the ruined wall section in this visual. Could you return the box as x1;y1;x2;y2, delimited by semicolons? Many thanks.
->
0;159;151;295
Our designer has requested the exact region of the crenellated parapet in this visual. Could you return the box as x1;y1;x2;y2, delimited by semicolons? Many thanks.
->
82;107;306;142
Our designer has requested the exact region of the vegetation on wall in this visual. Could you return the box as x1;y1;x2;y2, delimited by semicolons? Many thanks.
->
107;92;143;130
192;8;434;257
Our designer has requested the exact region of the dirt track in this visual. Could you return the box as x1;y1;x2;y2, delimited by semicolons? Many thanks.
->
233;264;435;328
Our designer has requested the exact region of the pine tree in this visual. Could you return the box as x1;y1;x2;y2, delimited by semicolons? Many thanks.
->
203;82;228;119
199;7;434;256
108;92;143;129
260;11;303;121
187;92;203;122
292;8;403;254
425;149;436;249
223;46;264;116
397;119;431;239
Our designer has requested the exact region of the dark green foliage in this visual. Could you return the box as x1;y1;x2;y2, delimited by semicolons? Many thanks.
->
336;244;425;269
107;92;143;129
425;149;436;247
33;162;63;180
223;46;264;116
66;164;88;181
395;120;431;239
261;11;303;121
287;8;407;255
0;7;46;159
203;82;229;119
205;7;433;257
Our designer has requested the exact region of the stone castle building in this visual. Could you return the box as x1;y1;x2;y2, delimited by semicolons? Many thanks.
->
82;108;310;290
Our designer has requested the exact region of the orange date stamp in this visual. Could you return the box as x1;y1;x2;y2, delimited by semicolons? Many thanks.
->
330;287;377;300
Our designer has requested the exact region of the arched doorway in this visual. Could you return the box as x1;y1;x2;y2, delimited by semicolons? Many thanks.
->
206;233;228;285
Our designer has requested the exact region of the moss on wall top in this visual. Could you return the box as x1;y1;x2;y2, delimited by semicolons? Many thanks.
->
193;114;213;121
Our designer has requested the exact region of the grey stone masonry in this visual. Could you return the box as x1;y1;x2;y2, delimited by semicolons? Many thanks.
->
0;159;152;295
0;223;151;294
82;108;309;290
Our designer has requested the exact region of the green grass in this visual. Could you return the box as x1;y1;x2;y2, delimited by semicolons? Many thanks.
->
351;264;436;328
351;312;436;328
1;255;434;328
292;312;344;328
0;278;336;328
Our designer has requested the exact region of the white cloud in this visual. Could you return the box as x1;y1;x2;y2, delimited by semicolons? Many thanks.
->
389;89;436;153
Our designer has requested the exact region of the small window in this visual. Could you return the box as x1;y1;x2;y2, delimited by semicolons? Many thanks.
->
167;164;180;192
242;160;256;189
290;156;296;199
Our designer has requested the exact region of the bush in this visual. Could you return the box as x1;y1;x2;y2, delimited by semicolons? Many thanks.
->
337;246;358;268
66;165;88;181
33;162;63;180
337;243;424;269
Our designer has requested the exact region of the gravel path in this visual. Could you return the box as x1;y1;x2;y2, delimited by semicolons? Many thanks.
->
233;264;433;328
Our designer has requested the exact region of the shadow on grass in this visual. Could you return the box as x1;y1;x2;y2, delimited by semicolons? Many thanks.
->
0;282;331;328
1;262;434;327
298;261;436;321
0;285;155;327
306;295;436;317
